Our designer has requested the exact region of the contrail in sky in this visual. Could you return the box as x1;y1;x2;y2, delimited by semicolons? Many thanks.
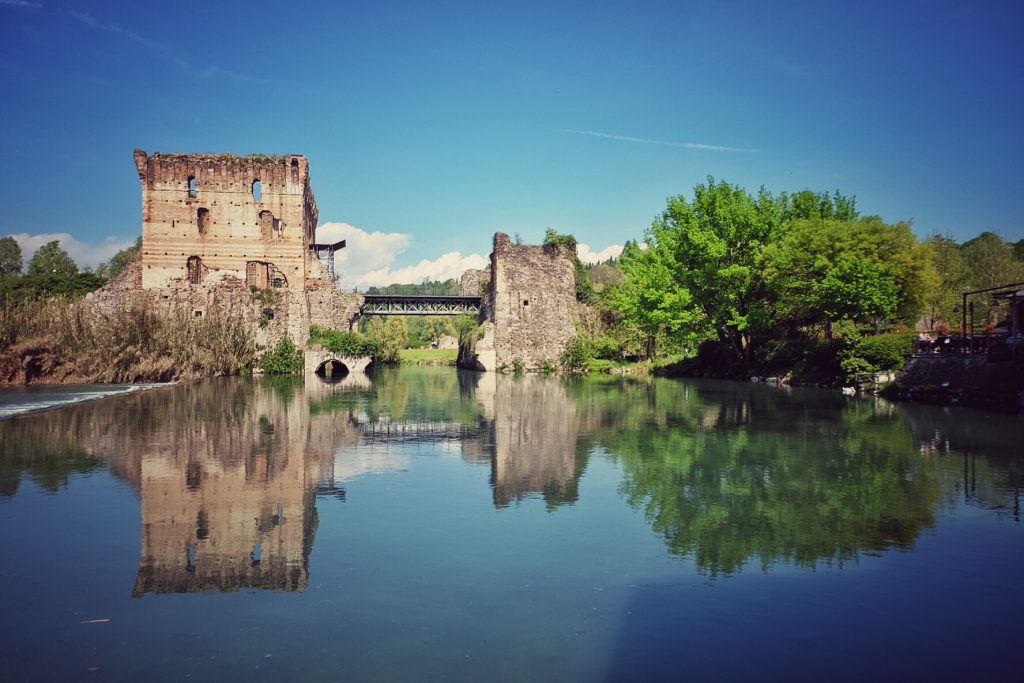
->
561;129;758;153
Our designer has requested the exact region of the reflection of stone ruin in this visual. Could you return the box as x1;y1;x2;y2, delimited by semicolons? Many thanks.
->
486;375;583;507
13;379;362;596
128;381;361;596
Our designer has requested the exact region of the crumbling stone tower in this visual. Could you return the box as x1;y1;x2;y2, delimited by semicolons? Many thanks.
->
134;149;321;291
470;233;578;371
130;150;359;347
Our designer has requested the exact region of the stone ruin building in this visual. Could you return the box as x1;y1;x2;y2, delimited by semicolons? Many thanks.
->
129;150;361;347
91;150;582;373
466;233;579;372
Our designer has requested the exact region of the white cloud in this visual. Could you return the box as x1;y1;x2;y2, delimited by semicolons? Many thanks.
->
359;252;488;288
9;232;135;270
0;1;42;9
317;221;487;288
577;243;623;264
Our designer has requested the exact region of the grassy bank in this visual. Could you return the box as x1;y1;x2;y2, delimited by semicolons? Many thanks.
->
399;348;458;366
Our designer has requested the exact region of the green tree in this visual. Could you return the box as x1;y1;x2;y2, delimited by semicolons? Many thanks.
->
923;234;968;329
27;241;78;277
961;232;1024;291
762;216;936;331
637;178;781;363
96;237;141;279
816;253;899;331
366;316;408;364
0;237;22;276
423;316;455;344
609;239;701;358
779;189;858;222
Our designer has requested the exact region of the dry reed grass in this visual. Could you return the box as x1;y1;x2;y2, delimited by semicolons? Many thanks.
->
0;294;256;384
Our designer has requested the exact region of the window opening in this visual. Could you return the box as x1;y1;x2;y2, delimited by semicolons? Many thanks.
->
252;179;262;201
290;159;299;184
197;207;209;235
187;176;197;198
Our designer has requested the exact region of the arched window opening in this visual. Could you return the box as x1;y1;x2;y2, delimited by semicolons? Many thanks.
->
290;159;299;184
187;175;197;198
252;179;262;201
197;207;209;235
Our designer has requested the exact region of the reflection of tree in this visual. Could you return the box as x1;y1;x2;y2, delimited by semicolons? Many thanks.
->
569;379;944;574
0;420;102;498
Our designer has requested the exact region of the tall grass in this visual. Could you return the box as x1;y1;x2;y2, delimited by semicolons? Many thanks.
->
0;294;256;384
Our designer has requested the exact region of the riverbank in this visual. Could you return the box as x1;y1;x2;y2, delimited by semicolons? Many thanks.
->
880;355;1024;414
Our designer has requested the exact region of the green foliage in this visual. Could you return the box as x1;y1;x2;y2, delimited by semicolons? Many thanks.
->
260;336;304;375
0;273;107;301
544;228;596;303
560;336;592;373
308;325;377;356
27;240;78;277
511;358;524;374
423;316;455;344
96;237;141;279
365;317;408;364
366;279;459;295
779;189;858;222
0;237;22;276
816;253;899;322
613;178;780;362
453;314;483;366
846;331;916;374
762;216;936;329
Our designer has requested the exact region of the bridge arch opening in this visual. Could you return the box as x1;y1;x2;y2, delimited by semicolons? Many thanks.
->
315;358;350;382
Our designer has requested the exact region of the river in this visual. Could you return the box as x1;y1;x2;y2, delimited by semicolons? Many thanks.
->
0;367;1021;681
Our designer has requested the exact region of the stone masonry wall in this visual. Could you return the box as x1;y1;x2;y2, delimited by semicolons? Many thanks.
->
134;150;319;291
470;233;577;372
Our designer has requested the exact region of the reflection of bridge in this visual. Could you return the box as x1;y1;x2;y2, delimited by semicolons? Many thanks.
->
355;417;484;442
360;294;482;316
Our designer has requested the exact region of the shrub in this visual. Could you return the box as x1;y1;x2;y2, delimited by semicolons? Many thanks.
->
260;336;304;375
560;336;592;373
852;331;916;372
308;326;377;356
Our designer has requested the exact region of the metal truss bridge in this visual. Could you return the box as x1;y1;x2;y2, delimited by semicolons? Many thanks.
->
360;294;482;316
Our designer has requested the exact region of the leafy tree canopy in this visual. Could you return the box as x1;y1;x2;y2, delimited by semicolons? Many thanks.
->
27;241;78;277
0;237;22;277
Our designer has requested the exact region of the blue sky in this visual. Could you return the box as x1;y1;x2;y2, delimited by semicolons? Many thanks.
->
1;0;1022;284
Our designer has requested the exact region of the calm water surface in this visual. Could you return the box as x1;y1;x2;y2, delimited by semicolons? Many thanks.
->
0;367;1021;682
